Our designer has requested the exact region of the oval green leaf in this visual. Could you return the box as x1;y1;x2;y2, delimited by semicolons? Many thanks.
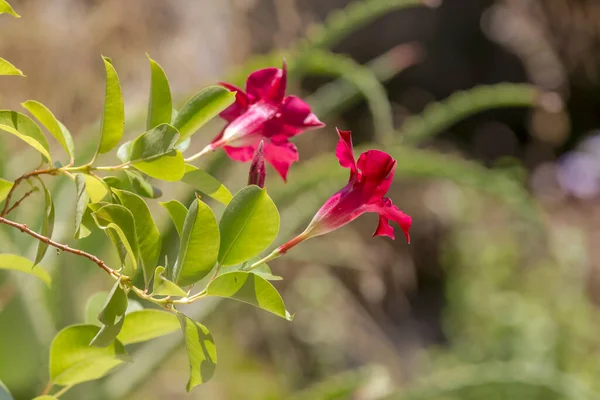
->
177;313;217;391
124;170;162;198
173;86;235;143
183;165;232;205
0;254;51;286
0;57;23;76
152;265;187;297
92;204;139;272
32;396;58;400
97;56;124;155
0;0;19;17
147;55;172;130
206;271;290;319
113;189;161;287
22;100;75;161
90;315;125;348
218;186;279;266
49;324;129;386
84;291;108;325
97;280;128;326
117;309;180;345
173;197;219;286
83;174;108;203
159;200;187;238
0;111;51;162
0;178;13;203
73;174;90;238
33;177;55;266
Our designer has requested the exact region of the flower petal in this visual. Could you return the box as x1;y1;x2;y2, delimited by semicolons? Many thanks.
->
263;141;299;182
218;82;251;122
372;198;411;243
223;144;256;162
373;215;395;239
280;96;325;128
245;63;286;103
356;150;396;201
335;128;357;175
219;102;278;146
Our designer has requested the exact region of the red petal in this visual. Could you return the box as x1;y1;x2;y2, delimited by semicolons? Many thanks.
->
248;140;266;188
335;128;357;175
218;82;250;122
223;144;256;162
245;64;286;103
279;96;325;128
356;150;396;201
371;198;411;243
263;141;299;182
373;215;395;239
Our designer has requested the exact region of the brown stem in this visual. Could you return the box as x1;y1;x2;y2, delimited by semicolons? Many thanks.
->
1;169;57;216
0;215;118;277
4;188;36;216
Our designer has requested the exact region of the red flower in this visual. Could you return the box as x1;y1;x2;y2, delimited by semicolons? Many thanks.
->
248;140;266;188
210;62;324;181
278;128;411;254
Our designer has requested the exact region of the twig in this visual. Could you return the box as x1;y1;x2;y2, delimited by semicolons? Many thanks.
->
1;169;57;216
4;188;37;216
0;215;118;277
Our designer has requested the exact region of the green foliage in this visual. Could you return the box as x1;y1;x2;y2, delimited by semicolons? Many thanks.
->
152;266;187;296
0;57;23;76
172;86;235;144
33;177;55;266
22;100;75;162
159;200;188;238
0;254;51;286
0;111;51;162
172;197;219;286
206;271;291;320
117;309;180;345
91;280;129;347
218;186;280;266
0;0;18;17
96;56;125;156
49;324;128;386
73;174;91;239
177;313;217;392
182;165;232;205
146;55;172;130
92;204;140;272
0;178;12;203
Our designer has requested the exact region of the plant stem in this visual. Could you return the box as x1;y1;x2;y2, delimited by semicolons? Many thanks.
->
40;380;53;395
1;168;57;216
4;187;37;216
53;384;73;398
184;144;213;163
93;162;131;171
246;249;283;271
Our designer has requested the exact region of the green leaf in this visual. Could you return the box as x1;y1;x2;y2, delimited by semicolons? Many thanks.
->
0;379;13;400
0;0;19;17
92;204;139;272
117;309;180;345
0;57;23;76
22;100;75;161
173;197;219;286
218;186;279;266
97;56;124;155
183;165;232;205
124;170;162;198
177;313;217;391
152;266;187;297
84;291;108;325
33;177;55;266
206;271;290;319
0;178;13;203
172;86;235;143
0;111;51;162
49;324;129;386
147;55;172;130
159;200;187;238
90;315;125;347
113;189;161;287
32;396;58;400
118;124;185;182
250;263;282;281
0;254;51;286
97;280;128;326
83;174;108;203
74;174;90;238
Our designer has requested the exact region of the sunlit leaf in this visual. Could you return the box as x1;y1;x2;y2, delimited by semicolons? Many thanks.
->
0;111;51;162
84;291;108;325
0;178;12;203
152;266;187;297
159;200;187;238
97;280;128;326
96;56;124;155
173;197;219;286
177;313;216;391
0;254;51;286
22;100;75;161
90;315;125;347
0;57;23;76
0;0;19;17
124;170;161;198
206;271;290;319
183;165;232;205
33;177;54;266
32;396;58;400
117;309;180;345
249;263;282;281
172;86;235;143
49;324;129;386
73;174;91;239
83;174;108;203
92;204;139;272
113;189;161;287
218;186;279;266
147;55;172;130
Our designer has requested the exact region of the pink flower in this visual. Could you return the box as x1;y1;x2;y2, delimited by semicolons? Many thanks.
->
248;140;266;188
278;128;411;254
210;62;324;181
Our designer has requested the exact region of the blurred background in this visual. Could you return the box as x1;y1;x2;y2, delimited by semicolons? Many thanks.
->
2;0;600;399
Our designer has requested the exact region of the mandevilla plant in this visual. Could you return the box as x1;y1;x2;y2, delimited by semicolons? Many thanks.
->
0;3;411;398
